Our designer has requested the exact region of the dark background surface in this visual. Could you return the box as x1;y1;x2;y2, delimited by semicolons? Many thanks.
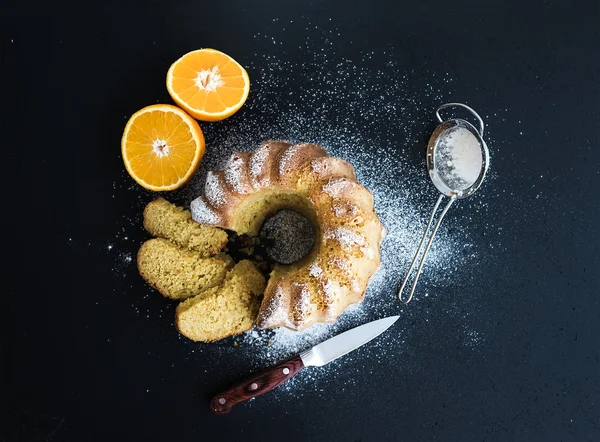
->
2;0;600;441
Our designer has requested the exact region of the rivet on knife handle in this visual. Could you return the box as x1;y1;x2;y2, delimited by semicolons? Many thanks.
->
210;355;305;414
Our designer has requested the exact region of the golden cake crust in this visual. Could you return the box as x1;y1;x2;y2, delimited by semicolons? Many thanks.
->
191;141;384;331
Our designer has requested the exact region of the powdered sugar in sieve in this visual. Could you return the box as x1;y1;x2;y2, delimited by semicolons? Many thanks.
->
398;103;490;304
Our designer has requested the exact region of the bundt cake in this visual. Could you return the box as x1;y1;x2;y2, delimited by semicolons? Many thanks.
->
143;197;228;257
190;140;384;331
137;238;233;300
175;260;266;342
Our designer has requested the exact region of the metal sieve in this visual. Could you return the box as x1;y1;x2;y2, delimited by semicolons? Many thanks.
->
398;103;490;304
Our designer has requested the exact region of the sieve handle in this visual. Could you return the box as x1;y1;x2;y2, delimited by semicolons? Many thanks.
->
436;103;485;137
398;194;456;304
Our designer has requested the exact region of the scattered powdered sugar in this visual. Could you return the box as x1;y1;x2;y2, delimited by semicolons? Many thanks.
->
435;126;483;191
240;302;368;365
172;27;492;371
113;23;493;393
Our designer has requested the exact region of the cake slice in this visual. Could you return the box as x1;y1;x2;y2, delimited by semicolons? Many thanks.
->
175;260;266;342
143;197;228;257
137;238;233;300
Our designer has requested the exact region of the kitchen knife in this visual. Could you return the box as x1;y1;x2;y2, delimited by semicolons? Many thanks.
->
210;315;399;414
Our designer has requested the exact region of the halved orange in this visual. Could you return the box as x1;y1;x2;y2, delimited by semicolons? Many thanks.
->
166;48;250;122
121;104;205;191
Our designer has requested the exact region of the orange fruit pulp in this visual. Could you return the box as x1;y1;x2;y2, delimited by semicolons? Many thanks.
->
121;104;205;191
166;48;250;122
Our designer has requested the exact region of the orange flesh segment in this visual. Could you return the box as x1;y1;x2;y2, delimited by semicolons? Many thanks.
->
121;105;204;190
167;49;249;121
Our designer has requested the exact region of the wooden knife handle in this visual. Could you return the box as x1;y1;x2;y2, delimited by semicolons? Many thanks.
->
210;355;305;414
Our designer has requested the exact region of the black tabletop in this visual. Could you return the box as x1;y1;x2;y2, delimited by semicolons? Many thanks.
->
2;1;600;441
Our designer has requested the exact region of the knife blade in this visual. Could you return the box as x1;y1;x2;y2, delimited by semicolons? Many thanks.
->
210;315;399;414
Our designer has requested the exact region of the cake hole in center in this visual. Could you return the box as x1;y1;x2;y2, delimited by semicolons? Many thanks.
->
259;209;315;265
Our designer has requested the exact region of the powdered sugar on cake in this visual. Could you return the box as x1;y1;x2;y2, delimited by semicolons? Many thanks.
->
113;23;492;389
322;178;353;198
249;145;271;186
332;201;359;217
204;172;226;207
331;257;351;274
308;263;323;278
174;34;490;367
324;227;366;248
258;285;289;328
190;197;221;225
291;283;311;323
278;145;300;175
224;154;250;194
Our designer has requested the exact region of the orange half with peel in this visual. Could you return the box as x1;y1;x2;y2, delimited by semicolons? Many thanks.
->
166;48;250;122
121;104;205;191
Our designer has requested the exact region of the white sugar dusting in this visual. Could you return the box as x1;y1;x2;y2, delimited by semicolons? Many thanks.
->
190;197;220;224
320;279;338;303
240;303;367;365
249;145;271;186
120;24;492;393
322;178;352;198
435;127;483;191
308;263;323;278
260;286;289;327
325;227;366;248
204;171;226;206
332;201;358;217
278;145;300;175
224;154;249;193
291;283;311;322
311;159;327;174
331;256;353;276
